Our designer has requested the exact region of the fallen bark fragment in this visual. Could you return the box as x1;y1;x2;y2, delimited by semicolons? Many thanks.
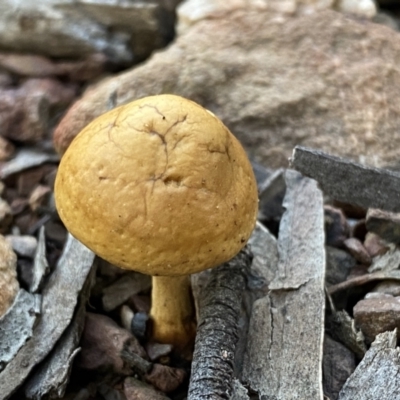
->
30;226;49;293
229;379;250;400
243;170;326;399
323;334;356;400
23;265;96;399
290;146;400;213
188;247;253;400
233;221;278;378
102;272;151;312
0;234;95;400
0;290;41;370
0;148;59;179
326;309;367;361
328;269;400;295
338;330;400;400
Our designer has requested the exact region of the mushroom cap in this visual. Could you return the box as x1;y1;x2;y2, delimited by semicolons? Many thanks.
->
55;94;258;276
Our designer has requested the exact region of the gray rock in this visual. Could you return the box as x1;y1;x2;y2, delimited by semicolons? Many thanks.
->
343;237;371;266
326;246;356;287
354;294;400;343
5;235;37;258
323;334;356;400
0;0;174;63
366;208;400;244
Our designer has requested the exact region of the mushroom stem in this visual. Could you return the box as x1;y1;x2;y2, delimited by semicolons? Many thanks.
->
150;275;196;348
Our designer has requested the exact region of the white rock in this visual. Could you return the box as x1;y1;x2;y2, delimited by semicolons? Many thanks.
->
5;235;38;258
335;0;377;19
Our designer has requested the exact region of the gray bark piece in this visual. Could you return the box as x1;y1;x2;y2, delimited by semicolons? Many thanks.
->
243;170;326;400
338;330;400;400
0;149;59;179
30;226;49;293
327;310;367;360
24;265;96;399
368;245;400;273
233;222;278;378
247;221;278;294
290;146;400;213
0;290;41;371
102;272;151;312
0;234;95;400
257;168;286;221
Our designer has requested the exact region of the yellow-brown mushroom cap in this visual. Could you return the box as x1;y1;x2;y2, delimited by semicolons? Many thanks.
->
55;94;258;276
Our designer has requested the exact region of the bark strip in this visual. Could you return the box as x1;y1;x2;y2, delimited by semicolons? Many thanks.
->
290;146;400;213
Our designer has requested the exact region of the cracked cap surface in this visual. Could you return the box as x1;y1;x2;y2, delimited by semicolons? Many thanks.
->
55;94;258;276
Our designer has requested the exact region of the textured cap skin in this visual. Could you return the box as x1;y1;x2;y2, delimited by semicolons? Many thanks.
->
55;94;258;276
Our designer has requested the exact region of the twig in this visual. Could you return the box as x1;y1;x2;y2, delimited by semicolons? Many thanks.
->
188;247;253;400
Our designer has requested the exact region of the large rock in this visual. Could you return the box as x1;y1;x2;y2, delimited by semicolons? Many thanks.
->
54;8;400;168
0;0;175;63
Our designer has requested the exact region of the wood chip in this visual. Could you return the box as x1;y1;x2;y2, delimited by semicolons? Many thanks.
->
24;266;96;399
0;290;41;370
338;330;400;399
0;148;59;179
0;234;95;399
242;170;326;399
102;272;151;312
290;146;400;213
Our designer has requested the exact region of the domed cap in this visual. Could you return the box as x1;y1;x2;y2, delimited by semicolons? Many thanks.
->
55;94;258;276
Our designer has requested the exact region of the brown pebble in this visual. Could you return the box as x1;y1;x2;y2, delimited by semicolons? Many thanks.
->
343;237;371;266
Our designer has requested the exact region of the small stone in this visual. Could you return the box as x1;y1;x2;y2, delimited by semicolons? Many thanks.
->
0;234;19;317
121;305;134;332
343;237;371;265
332;200;366;219
323;334;356;400
102;272;151;312
366;208;400;245
44;220;67;245
29;185;51;212
325;246;356;286
335;0;377;18
350;219;367;242
131;312;149;342
145;343;173;362
5;235;38;258
0;78;76;143
0;198;12;233
124;377;170;400
128;294;151;314
0;52;107;82
364;232;390;258
14;211;38;235
145;363;187;393
353;294;400;343
371;280;400;297
0;136;15;161
78;313;147;375
17;168;46;197
325;205;350;247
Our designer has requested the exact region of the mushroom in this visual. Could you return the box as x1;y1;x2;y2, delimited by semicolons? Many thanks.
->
54;94;258;348
0;234;19;317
